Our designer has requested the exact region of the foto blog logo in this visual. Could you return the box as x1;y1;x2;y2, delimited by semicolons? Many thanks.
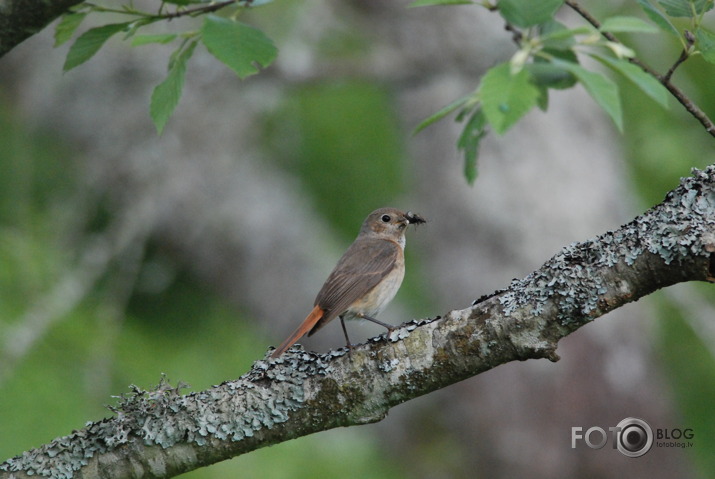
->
571;417;652;457
571;417;694;458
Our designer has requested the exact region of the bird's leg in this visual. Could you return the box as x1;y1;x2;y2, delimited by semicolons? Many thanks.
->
339;315;354;354
357;313;395;334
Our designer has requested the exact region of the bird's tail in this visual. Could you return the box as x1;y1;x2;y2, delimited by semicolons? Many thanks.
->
271;305;324;358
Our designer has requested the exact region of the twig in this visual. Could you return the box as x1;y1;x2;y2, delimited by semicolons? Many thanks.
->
85;0;245;21
663;30;696;82
663;48;691;82
504;23;522;44
160;0;236;20
565;0;715;137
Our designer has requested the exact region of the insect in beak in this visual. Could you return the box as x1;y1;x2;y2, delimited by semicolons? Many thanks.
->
405;211;427;225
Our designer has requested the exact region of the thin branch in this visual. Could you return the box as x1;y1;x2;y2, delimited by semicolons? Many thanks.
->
565;0;715;137
0;0;251;58
87;0;238;20
663;31;695;81
2;165;715;479
663;48;691;82
160;0;237;20
504;22;523;44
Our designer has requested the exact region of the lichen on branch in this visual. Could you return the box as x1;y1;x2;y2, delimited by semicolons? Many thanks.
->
2;166;715;479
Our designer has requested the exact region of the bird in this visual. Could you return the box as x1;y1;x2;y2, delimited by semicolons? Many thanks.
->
271;207;426;358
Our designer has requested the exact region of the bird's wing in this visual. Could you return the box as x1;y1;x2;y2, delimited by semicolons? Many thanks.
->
309;238;399;334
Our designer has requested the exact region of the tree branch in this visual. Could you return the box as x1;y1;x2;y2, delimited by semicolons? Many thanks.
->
0;0;253;58
565;0;715;137
662;30;695;82
0;0;83;57
2;166;715;479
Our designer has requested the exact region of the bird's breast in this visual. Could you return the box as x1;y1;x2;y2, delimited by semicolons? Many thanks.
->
346;249;405;318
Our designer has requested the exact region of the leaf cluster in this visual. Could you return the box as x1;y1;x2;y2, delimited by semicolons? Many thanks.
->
55;0;277;133
412;0;715;183
53;0;715;174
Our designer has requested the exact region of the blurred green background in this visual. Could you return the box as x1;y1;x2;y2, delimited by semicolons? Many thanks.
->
1;1;715;478
0;81;414;478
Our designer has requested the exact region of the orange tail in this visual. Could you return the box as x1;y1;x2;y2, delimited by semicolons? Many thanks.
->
271;306;324;358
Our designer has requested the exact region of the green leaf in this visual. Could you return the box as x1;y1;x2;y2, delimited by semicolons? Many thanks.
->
413;94;472;134
457;108;487;185
54;12;87;47
535;85;549;111
599;16;660;33
408;0;474;6
658;0;712;17
150;40;198;134
131;33;178;46
636;0;679;36
201;15;277;79
539;21;574;50
590;54;669;108
696;28;715;64
552;59;623;131
526;61;577;90
690;0;713;15
603;41;636;59
657;0;690;16
122;18;155;42
498;0;564;28
539;21;593;50
63;22;130;71
479;62;540;134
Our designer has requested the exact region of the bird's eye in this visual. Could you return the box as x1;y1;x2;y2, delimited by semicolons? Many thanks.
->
381;214;391;223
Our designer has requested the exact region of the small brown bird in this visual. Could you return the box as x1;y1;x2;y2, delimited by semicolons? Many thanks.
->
271;207;426;357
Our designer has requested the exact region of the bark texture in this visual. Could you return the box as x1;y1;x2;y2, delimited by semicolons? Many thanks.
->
0;0;81;57
2;166;714;479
